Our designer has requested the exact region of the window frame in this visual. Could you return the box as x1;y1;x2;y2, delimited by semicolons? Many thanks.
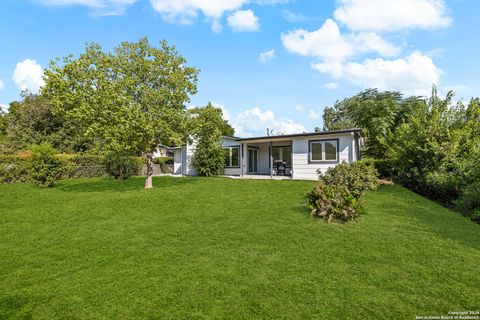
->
224;146;241;168
308;139;339;163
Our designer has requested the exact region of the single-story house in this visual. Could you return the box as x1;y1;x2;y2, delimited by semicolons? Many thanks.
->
171;128;363;180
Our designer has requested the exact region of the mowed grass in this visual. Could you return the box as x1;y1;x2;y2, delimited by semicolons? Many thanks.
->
0;177;479;319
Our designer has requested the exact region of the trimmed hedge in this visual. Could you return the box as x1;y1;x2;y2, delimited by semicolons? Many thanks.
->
0;154;151;184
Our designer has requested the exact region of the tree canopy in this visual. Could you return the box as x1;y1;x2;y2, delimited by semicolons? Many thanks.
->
42;37;199;188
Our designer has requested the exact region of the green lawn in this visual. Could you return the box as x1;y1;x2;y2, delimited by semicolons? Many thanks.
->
0;177;479;319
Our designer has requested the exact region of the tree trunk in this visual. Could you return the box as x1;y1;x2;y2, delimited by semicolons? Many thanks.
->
144;152;154;189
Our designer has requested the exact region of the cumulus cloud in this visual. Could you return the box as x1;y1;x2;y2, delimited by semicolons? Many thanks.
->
150;0;283;31
0;79;4;91
227;9;259;32
259;49;275;63
13;59;45;93
0;103;8;112
214;105;306;137
334;0;452;32
281;19;399;64
312;51;441;96
35;0;137;15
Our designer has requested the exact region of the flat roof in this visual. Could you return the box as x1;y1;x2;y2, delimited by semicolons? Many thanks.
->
234;128;362;142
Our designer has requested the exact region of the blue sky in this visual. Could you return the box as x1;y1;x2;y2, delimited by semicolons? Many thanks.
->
0;0;479;137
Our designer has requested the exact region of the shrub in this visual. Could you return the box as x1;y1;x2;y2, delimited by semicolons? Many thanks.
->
422;171;462;205
153;156;174;174
0;155;32;183
306;183;361;223
153;157;174;165
455;182;480;222
360;158;397;179
317;161;379;199
30;143;71;187
191;142;225;177
104;152;142;180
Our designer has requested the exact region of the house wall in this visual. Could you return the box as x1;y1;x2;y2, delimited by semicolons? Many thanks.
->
222;137;242;176
184;140;197;176
292;133;355;180
173;150;183;174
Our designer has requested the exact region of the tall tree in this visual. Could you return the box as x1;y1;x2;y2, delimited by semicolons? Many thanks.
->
3;93;87;153
322;89;422;158
189;103;232;176
42;38;199;188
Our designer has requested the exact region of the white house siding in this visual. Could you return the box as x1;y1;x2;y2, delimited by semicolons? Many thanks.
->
222;137;242;176
291;134;355;180
183;140;197;176
173;150;183;174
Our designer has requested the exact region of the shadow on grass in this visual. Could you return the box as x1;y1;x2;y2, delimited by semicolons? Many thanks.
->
372;185;480;251
0;295;32;320
57;176;200;193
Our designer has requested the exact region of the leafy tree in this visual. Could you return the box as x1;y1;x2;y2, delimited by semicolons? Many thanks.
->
322;89;422;158
190;103;231;176
387;88;471;201
3;93;88;153
42;37;199;188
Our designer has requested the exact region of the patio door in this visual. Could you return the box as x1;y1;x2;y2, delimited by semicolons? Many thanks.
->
248;148;258;173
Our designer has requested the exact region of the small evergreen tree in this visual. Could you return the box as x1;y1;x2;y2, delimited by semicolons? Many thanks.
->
190;103;233;176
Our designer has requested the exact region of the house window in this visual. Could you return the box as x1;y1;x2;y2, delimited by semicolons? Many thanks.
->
309;140;338;162
224;146;240;168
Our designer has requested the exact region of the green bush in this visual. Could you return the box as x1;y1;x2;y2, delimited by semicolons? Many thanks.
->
153;156;174;174
455;182;480;222
422;171;462;205
306;183;361;223
191;143;225;177
153;157;174;165
30;143;71;187
317;161;379;199
360;158;397;178
0;154;32;183
104;152;142;180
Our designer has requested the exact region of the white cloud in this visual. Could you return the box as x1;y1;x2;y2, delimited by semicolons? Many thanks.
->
35;0;136;15
324;82;338;90
259;49;275;63
0;79;4;91
13;59;45;93
0;103;8;112
333;0;452;32
281;19;399;64
312;51;441;96
294;104;304;112
308;109;320;120
150;0;275;31
217;106;305;137
227;9;259;32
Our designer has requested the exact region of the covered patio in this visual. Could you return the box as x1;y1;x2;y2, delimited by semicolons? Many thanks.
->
237;137;293;178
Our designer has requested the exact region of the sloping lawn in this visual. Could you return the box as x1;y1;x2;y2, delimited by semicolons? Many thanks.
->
0;177;479;319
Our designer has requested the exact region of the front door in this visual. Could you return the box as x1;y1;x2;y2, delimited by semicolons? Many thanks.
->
248;148;258;173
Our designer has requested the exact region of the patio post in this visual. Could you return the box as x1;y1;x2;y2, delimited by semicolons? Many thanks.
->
270;141;273;178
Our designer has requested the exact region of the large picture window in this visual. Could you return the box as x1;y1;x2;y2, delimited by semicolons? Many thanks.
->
309;139;338;162
224;146;240;168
